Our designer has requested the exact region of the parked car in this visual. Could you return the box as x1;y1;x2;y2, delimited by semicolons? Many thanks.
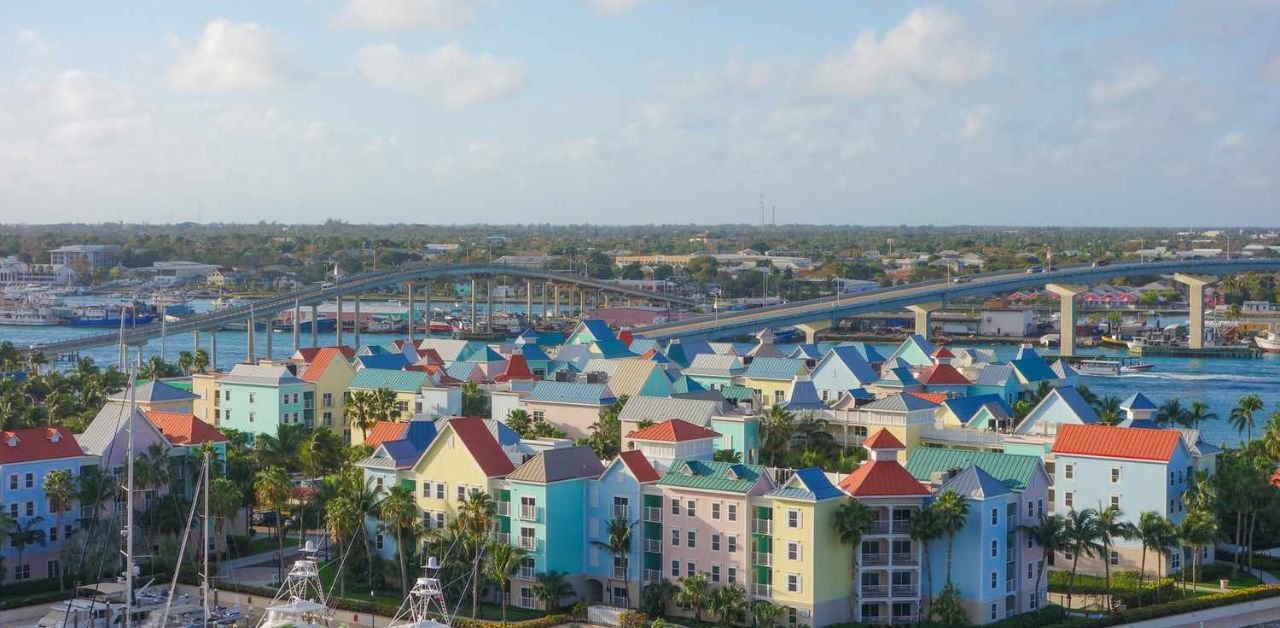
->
252;510;279;526
1026;266;1044;274
1092;259;1111;267
951;276;972;284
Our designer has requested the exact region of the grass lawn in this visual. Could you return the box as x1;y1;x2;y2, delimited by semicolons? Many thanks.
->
314;563;546;621
248;535;300;555
1195;573;1262;590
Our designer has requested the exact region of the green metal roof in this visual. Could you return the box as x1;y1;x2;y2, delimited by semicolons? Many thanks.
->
658;459;766;494
348;368;430;393
719;385;756;401
904;447;1042;491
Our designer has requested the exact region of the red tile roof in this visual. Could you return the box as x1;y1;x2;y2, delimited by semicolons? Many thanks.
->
448;417;516;477
493;354;536;382
931;345;955;359
1051;424;1183;462
628;419;721;442
0;427;85;464
917;364;971;385
146;411;229;445
838;460;930;497
365;421;409;448
907;391;951;405
301;346;354;383
295;347;323;363
864;428;906;450
619;450;661;483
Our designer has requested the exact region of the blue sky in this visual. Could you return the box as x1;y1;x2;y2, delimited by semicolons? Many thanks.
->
1;0;1277;225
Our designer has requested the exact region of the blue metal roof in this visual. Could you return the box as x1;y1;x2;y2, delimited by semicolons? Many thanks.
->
629;338;660;355
380;438;424;467
669;374;706;394
519;343;551;362
942;394;1013;424
592;339;636;359
525;381;616;405
823;346;879;384
769;467;843;501
404;420;438;449
459;344;503;363
1120;392;1158;411
1010;357;1057;382
1014;345;1041;360
664;340;715;368
445;362;480;381
939;465;1012;499
874;367;919;387
744;357;806;380
783;378;826;411
862;392;938;412
1042;386;1100;423
788;344;823;360
355;353;410;371
838;341;887;364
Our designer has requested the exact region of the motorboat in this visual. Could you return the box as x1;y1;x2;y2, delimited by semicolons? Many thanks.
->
0;305;59;326
256;541;332;628
1256;330;1280;353
1075;356;1156;376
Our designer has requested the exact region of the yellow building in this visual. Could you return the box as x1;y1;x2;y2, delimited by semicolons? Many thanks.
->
740;358;809;407
829;393;936;458
411;418;516;530
762;468;853;627
190;372;223;425
299;347;357;439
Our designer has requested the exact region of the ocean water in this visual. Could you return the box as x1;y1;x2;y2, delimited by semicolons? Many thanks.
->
3;300;1275;450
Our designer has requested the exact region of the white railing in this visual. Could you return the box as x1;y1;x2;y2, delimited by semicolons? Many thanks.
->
890;585;917;598
891;552;918;566
867;520;891;534
495;501;510;516
519;536;537;551
645;507;662;522
752;552;772;566
612;565;628;580
612;505;629;520
752;584;772;598
644;569;663;583
862;553;888;566
645;538;662;554
861;585;889;598
752;519;772;535
520;505;540;522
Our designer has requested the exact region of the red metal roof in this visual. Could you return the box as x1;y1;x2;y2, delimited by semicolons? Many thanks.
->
838;460;930;497
301;346;354;383
146;411;229;445
917;364;971;385
416;348;445;366
619;450;661;483
619;329;635;347
864;428;905;450
494;354;536;382
448;417;516;477
365;421;409;448
0;427;85;464
628;419;721;442
931;345;955;359
907;391;950;405
1051;424;1182;462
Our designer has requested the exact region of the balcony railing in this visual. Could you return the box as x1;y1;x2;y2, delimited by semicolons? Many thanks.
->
495;533;510;545
1007;578;1016;593
867;520;891;534
645;506;662;523
752;519;772;535
752;552;772;567
861;585;889;598
519;505;540;522
866;616;919;626
519;536;537;551
890;585;918;598
752;584;772;598
495;501;510;516
645;539;663;554
613;565;628;580
891;552;918;566
862;553;889;566
612;505;630;520
644;569;663;583
518;567;535;580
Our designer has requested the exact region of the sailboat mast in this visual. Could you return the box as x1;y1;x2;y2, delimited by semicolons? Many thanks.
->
203;448;211;627
125;363;136;628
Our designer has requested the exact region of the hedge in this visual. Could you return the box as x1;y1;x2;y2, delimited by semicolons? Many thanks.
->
1039;585;1280;628
0;590;74;611
455;614;572;628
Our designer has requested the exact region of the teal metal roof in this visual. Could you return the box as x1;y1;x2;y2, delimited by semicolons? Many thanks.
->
658;459;766;494
743;357;806;380
720;385;756;401
904;447;1041;491
525;381;616;405
349;368;430;393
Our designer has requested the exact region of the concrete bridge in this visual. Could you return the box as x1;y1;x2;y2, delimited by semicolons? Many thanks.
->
21;263;696;358
638;258;1280;355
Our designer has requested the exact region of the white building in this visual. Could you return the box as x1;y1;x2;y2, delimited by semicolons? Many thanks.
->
978;311;1037;337
48;244;121;268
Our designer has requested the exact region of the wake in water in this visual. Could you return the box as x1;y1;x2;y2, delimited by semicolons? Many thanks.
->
1108;372;1280;385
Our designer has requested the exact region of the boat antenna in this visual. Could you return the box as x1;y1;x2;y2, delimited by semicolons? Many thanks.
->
203;447;211;626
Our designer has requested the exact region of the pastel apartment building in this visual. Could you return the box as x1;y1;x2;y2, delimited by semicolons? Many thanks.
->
521;381;618;440
215;363;313;439
0;427;94;582
298;346;357;437
586;450;661;607
761;468;854;627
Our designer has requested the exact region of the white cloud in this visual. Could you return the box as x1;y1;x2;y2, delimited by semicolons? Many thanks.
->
17;29;51;56
959;107;988;141
1217;130;1245;149
333;0;477;30
587;0;646;16
555;137;607;162
47;70;148;147
355;43;523;108
1264;54;1280;83
814;7;991;96
169;19;299;92
1088;59;1164;105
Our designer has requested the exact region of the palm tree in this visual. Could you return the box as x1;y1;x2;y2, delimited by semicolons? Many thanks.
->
533;570;573;611
1134;511;1175;596
1184;470;1216;513
43;469;75;590
3;516;47;580
371;386;403;422
592;518;636;608
255;423;310;471
347;390;377;442
254;466;293;583
1155;399;1187;427
487;542;527;624
675;571;711;623
209;478;242;561
338;468;383;593
325;495;359;597
1064;508;1103;609
1186;401;1216;431
1176;508;1219;596
458;490;497;617
1230;393;1264;441
177;351;194;375
908;504;943;612
751;599;784;628
1096;504;1136;591
1022;513;1067;612
832;500;873;621
707;582;747;626
192;349;210;374
760;404;796;466
77;466;114;516
1096;396;1123;425
380;484;420;591
934;489;969;586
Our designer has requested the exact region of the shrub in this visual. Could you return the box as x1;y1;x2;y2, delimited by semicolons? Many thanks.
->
984;605;1066;627
1040;585;1280;628
619;610;649;628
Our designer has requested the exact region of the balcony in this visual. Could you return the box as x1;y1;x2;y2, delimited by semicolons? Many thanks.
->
519;505;540;522
612;505;630;520
866;616;919;626
645;539;663;554
613;564;628;580
519;536;538;551
495;533;510;545
862;553;889;566
752;584;772;598
752;552;772;567
644;569;663;584
866;520;891;534
1007;578;1016;593
518;567;535;580
861;585;889;599
890;585;918;598
644;506;662;522
752;519;773;535
891;553;918;566
495;501;510;516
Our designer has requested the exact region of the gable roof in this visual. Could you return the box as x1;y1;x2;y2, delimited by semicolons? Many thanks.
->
1010;357;1057;383
682;354;745;377
507;445;604;483
941;394;1014;425
939;465;1011;499
768;467;844;501
788;344;823;360
617;396;720;427
525;381;616;406
220;364;305;387
885;334;937;367
743;357;808;380
0;427;85;464
629;419;721;442
837;342;887;364
931;345;955;359
1050;360;1078;379
907;391;950;405
663;339;715;368
1120;392;1158;411
145;412;228;445
669;374;706;394
591;339;636;359
349;368;430;393
493;354;536;382
617;450;661;483
1051;424;1184;462
600;358;669;397
817;346;879;385
571;319;617;343
517;343;551;363
874;367;920;388
782;377;826;411
78;402;171;457
355;353;411;371
301;346;356;383
458;344;504;363
862;393;937;413
905;448;1042;490
864;429;906;450
970;363;1015;387
658;459;768;494
365;421;409;448
838;458;930;497
917;363;972;386
108;379;200;404
444;418;517;476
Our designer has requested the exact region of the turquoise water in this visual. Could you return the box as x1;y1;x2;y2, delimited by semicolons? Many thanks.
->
3;301;1275;450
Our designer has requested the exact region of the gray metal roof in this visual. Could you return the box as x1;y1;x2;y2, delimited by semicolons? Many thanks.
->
219;364;305;387
681;354;745;377
77;402;169;456
618;396;720;427
970;364;1014;387
861;393;937;413
107;380;199;404
938;465;1011;499
507;445;604;483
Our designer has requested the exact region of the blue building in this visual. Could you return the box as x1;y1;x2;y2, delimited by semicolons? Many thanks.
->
585;450;662;606
0;427;94;582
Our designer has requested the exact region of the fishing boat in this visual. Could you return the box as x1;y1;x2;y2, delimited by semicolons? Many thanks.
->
1039;333;1060;347
428;321;453;335
1099;335;1130;348
0;305;59;326
367;317;404;333
257;541;332;628
67;304;157;327
1256;330;1280;354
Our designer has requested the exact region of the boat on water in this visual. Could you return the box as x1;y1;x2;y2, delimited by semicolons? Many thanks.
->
30;582;173;627
67;304;157;327
1099;335;1130;348
367;317;405;333
150;292;194;317
1039;333;1060;347
1075;356;1156;376
257;541;332;628
1256;330;1280;354
0;305;59;326
428;321;453;335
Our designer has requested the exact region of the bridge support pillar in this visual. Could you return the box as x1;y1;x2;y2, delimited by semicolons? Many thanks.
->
1045;284;1086;357
424;281;432;338
1174;274;1217;349
541;282;549;322
579;289;586;316
193;331;200;355
526;280;533;324
470;278;478;333
211;333;218;371
905;302;943;340
265;316;272;360
336;295;343;347
486;278;494;333
310;304;319;347
552;284;560;318
406;283;415;344
246;316;255;364
292;301;301;354
795;321;833;344
354;295;361;348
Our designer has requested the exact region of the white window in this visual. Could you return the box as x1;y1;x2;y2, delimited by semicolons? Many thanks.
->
1027;562;1033;579
1171;552;1181;571
1111;495;1121;509
435;512;445;529
728;504;737;521
422;482;431;498
24;473;34;488
25;501;34;517
1064;492;1074;509
787;541;801;561
711;534;721;551
1064;464;1074;480
458;485;468;502
248;412;255;423
323;392;333;407
991;508;998;526
686;562;695;578
49;526;58;542
686;499;696;517
728;567;737;584
990;571;997;590
7;475;15;490
1110;551;1119;566
711;502;721;520
687;530;696;548
1110;467;1121;483
671;560;679;577
1027;501;1034;518
728;536;738;553
671;498;680;516
435;483;445;500
710;564;720;582
375;477;384;491
671;529;680;547
786;573;801;592
787;509;801;529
